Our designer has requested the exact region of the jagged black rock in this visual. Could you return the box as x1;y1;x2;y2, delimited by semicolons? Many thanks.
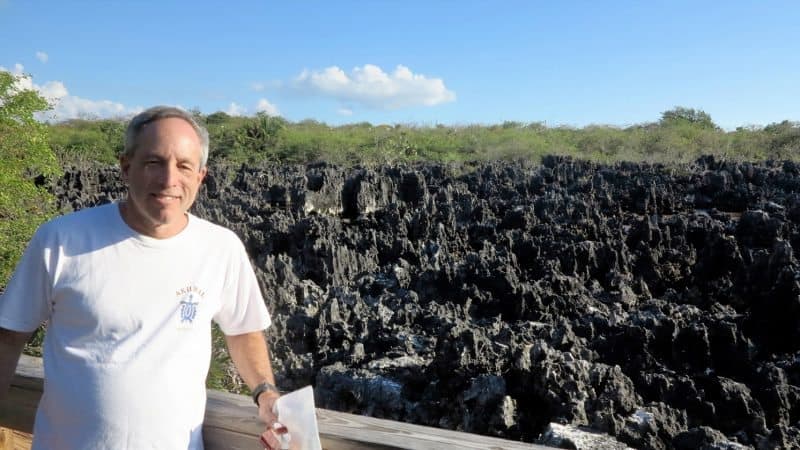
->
51;156;800;449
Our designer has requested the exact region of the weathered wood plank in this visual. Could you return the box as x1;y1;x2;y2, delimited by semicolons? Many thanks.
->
315;408;545;450
4;356;551;450
205;390;400;450
202;424;396;450
205;384;548;450
199;426;263;450
10;357;42;380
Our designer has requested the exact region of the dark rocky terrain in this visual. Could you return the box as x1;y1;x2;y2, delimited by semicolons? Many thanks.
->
53;156;800;449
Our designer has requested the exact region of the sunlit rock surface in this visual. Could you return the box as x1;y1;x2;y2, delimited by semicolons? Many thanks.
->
53;156;800;449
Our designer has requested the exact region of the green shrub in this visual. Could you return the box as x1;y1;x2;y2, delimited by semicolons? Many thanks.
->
49;118;124;165
0;71;61;285
763;121;800;159
43;106;800;166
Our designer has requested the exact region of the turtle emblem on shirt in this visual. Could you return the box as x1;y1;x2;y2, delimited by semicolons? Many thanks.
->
180;292;199;324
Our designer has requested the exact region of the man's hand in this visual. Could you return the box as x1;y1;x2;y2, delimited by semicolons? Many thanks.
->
223;332;287;449
257;390;287;449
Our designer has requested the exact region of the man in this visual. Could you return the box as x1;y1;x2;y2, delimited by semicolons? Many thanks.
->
0;106;286;449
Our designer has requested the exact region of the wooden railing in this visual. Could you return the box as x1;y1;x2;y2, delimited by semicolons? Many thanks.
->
1;355;549;450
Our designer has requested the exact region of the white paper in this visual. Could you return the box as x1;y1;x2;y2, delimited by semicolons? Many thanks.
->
273;386;322;450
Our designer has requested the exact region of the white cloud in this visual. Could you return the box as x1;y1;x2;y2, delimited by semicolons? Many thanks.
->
51;96;132;121
292;64;456;110
225;102;246;116
255;98;279;116
251;82;265;92
337;107;353;116
35;51;48;63
1;63;136;121
38;80;68;100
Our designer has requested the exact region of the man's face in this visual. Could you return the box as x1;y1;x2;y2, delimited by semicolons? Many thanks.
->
120;117;207;238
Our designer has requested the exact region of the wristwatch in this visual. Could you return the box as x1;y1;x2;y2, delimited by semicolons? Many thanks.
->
252;381;281;406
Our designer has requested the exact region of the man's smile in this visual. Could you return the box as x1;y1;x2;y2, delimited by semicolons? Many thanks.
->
152;193;181;200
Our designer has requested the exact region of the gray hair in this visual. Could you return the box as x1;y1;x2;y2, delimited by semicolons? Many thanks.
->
123;106;210;168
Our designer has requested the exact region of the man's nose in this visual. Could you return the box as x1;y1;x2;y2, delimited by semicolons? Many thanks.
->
159;164;180;186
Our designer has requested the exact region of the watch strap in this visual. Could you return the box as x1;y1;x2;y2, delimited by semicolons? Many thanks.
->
252;381;280;406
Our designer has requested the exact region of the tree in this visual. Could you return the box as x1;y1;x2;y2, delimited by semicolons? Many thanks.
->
206;111;232;125
659;106;720;130
234;114;288;159
0;70;61;285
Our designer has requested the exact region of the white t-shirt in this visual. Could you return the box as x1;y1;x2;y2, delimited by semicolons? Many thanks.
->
0;202;271;450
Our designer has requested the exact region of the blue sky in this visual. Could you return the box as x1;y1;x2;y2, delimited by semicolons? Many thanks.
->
1;1;798;129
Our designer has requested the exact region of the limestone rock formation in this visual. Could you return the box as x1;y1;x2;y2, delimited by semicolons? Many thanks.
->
53;156;800;449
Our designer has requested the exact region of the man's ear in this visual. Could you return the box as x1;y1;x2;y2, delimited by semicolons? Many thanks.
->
119;155;130;181
198;166;208;183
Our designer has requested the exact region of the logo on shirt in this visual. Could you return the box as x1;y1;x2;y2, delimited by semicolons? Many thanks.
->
176;285;206;329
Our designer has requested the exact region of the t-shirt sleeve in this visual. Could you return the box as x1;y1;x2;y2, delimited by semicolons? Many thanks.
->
0;227;53;332
213;238;271;335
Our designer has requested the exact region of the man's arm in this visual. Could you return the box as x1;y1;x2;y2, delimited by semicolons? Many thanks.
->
224;331;285;449
224;331;277;392
0;328;32;402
